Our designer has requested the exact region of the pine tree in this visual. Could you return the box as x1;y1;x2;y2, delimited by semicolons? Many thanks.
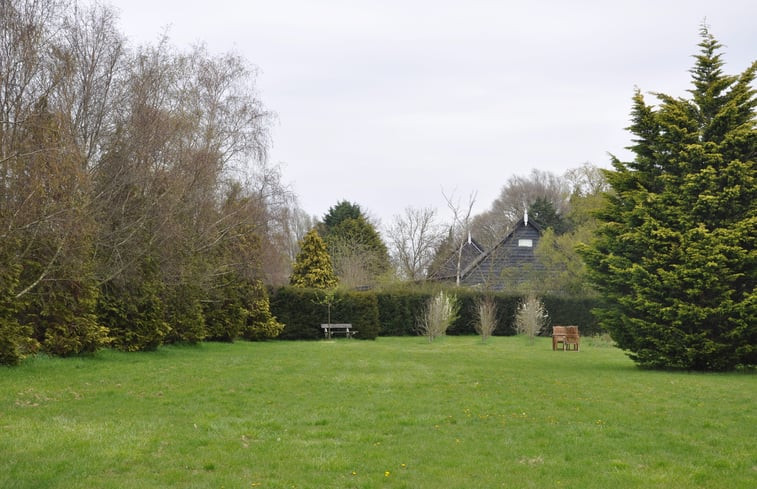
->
290;229;338;289
580;27;756;370
322;200;364;232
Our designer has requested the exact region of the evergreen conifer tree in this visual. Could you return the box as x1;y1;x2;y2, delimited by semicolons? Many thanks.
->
321;201;391;286
241;280;285;340
0;249;37;365
580;27;756;370
290;229;338;289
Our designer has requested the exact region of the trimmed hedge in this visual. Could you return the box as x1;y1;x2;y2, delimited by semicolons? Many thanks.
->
270;287;380;340
272;286;601;340
447;291;520;336
542;296;602;336
375;289;429;336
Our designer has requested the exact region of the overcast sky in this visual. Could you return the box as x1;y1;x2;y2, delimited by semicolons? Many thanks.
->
108;0;756;226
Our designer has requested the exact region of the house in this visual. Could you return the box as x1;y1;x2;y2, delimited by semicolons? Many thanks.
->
428;232;485;284
431;213;545;291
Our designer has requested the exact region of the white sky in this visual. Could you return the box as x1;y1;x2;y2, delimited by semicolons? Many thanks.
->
108;0;756;226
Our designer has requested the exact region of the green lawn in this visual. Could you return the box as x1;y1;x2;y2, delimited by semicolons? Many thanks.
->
1;336;755;489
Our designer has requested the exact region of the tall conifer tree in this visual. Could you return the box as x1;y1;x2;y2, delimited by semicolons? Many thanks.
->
581;27;756;370
321;201;391;287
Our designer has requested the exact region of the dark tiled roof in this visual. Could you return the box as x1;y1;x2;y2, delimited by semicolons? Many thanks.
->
428;237;485;281
433;218;544;290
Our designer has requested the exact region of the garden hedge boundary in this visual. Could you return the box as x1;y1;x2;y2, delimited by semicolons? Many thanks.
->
270;287;601;340
270;288;381;340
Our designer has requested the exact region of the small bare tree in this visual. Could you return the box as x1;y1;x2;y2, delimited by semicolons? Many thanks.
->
418;290;459;342
515;295;548;344
328;239;378;289
442;189;477;286
474;296;498;343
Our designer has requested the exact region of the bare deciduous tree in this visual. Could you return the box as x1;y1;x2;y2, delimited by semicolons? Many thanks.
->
471;169;570;249
283;205;315;262
0;0;96;301
327;239;380;289
563;162;610;197
386;206;444;281
55;2;125;167
442;189;477;286
0;0;294;358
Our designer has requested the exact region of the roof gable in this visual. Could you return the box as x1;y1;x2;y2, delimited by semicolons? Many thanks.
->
460;218;545;290
429;235;485;281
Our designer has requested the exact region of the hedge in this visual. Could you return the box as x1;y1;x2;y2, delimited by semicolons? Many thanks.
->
542;296;602;336
272;286;601;340
270;287;380;340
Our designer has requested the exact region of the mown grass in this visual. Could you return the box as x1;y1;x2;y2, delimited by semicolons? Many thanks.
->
1;336;755;489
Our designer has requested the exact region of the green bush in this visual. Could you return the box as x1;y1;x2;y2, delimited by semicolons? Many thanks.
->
241;281;284;341
98;280;170;352
375;288;521;337
29;280;109;357
203;280;247;342
0;259;37;365
164;283;206;344
0;319;34;366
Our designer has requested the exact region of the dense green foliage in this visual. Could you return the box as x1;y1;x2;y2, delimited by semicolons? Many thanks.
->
375;289;431;336
289;229;338;288
581;28;756;370
203;280;247;342
270;287;380;339
163;283;207;344
0;1;286;363
0;252;36;365
321;200;365;231
97;266;170;352
320;200;392;287
272;286;600;338
528;197;568;234
240;281;285;341
535;166;608;297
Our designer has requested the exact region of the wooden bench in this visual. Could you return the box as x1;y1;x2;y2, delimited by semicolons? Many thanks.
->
320;323;358;339
552;325;580;351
